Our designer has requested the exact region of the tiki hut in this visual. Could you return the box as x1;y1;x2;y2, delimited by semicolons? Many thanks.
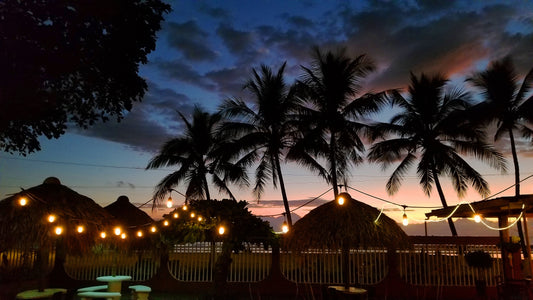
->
104;195;153;228
283;192;410;289
0;177;114;253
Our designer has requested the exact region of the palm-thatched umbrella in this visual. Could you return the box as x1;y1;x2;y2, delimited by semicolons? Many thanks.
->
104;195;153;228
0;177;114;252
0;177;115;289
283;192;410;289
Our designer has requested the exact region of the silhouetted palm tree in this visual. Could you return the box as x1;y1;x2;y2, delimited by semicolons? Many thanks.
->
368;73;506;236
146;106;248;208
467;57;533;256
288;47;387;197
219;62;300;228
467;57;533;196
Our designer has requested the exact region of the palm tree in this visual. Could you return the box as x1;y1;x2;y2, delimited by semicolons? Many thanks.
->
288;47;387;197
467;57;533;196
467;56;533;256
368;73;507;236
146;106;248;208
219;62;300;228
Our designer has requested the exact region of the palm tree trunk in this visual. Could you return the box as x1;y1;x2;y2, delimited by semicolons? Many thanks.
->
432;168;458;236
203;176;211;201
330;134;339;197
508;129;531;274
275;155;292;228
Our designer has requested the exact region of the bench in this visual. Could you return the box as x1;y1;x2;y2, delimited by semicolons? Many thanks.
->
77;291;121;300
129;285;151;300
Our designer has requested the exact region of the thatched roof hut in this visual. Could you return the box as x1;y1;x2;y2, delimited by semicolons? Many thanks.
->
0;177;114;253
104;195;153;228
283;192;410;288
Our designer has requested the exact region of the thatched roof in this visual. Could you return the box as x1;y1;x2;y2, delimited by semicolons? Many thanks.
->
284;192;410;251
0;177;114;252
104;195;153;228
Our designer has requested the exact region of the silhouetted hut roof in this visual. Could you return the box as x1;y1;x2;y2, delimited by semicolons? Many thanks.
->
284;192;410;251
104;195;153;228
0;177;114;252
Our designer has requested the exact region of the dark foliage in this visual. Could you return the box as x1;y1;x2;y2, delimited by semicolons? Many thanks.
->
0;0;170;154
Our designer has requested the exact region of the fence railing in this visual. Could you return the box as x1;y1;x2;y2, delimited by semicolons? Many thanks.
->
1;237;509;287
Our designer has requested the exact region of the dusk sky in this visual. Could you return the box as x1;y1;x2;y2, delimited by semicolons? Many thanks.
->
1;0;533;235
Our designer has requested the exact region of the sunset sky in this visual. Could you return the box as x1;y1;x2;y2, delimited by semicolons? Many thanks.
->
1;0;533;235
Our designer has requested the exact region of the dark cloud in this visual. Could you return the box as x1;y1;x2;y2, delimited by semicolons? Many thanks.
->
216;24;255;53
165;21;218;61
197;3;230;19
154;59;217;90
75;81;196;153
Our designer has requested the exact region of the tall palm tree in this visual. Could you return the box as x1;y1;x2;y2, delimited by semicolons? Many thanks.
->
467;57;533;196
146;106;248;209
219;62;300;228
368;73;507;236
467;56;533;256
288;47;387;197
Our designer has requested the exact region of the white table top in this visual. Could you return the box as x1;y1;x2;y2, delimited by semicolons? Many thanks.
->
96;275;132;282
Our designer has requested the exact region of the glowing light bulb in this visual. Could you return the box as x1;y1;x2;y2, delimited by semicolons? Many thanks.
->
150;226;157;233
190;212;195;218
173;212;179;219
197;216;203;222
19;197;27;206
47;214;56;223
474;214;481;223
337;196;345;205
54;226;63;235
100;232;107;239
121;233;126;239
166;196;173;208
282;222;289;233
163;220;169;226
402;213;409;226
182;204;188;211
137;230;143;237
114;227;121;236
218;226;225;235
76;225;84;233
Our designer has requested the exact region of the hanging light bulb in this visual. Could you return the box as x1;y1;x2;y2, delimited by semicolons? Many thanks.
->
150;226;157;233
114;227;121;236
19;197;28;206
137;230;143;237
218;225;225;235
190;212;195;218
182;201;188;211
173;212;179;219
474;214;482;223
166;196;173;208
121;233;126;239
163;220;169;226
337;195;345;205
76;225;84;233
54;226;63;235
197;216;203;222
100;232;107;239
47;214;56;223
282;221;289;233
402;213;409;226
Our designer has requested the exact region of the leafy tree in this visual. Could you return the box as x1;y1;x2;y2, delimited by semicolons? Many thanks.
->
219;62;300;227
146;107;249;208
368;73;506;236
289;47;387;197
0;0;170;154
159;199;275;299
